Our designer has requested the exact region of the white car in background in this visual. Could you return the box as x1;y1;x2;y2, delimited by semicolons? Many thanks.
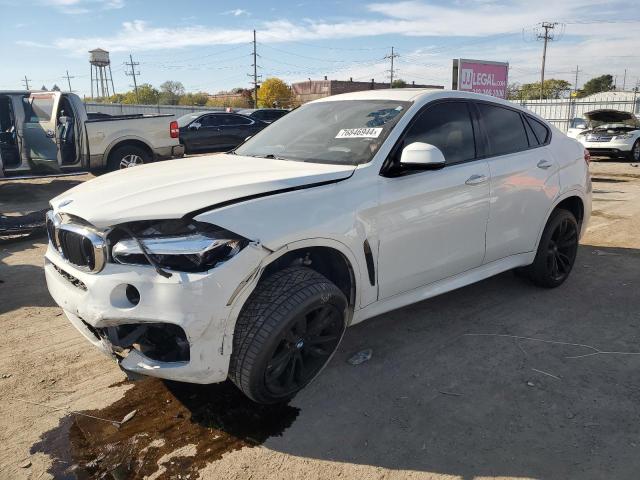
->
571;110;640;161
44;89;591;404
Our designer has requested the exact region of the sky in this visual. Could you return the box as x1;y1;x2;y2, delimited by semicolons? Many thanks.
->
1;0;639;97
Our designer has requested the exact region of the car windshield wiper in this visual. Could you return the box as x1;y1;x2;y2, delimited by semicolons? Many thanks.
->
250;154;288;160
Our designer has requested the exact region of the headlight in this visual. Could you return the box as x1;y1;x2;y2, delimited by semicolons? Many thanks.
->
614;133;634;140
109;219;248;273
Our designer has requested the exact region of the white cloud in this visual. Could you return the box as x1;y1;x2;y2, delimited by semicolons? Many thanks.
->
40;0;124;14
222;8;249;16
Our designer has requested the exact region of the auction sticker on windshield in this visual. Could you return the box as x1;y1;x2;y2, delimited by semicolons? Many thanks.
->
336;128;383;139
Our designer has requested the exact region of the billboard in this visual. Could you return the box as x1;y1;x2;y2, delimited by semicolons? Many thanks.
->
452;59;509;99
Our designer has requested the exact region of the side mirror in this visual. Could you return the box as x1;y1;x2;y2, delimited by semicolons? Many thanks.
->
400;142;446;169
189;122;201;131
58;116;69;125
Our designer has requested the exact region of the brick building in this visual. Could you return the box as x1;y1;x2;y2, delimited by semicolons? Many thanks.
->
291;77;444;104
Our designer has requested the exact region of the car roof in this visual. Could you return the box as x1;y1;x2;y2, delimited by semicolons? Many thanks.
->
309;88;518;106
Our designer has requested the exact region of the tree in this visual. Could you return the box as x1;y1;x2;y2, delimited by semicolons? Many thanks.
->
517;79;571;100
391;79;407;88
257;78;292;108
159;80;185;105
122;83;160;104
506;82;522;100
40;85;47;91
577;74;614;97
179;92;210;106
51;84;61;92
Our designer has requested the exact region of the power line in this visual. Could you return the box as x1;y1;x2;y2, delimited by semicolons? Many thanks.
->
22;75;31;90
536;22;560;99
63;70;74;92
384;46;400;87
124;54;140;102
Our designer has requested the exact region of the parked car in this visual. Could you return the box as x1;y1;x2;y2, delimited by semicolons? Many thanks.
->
0;91;184;176
237;108;289;123
177;111;267;153
571;110;640;161
45;89;591;404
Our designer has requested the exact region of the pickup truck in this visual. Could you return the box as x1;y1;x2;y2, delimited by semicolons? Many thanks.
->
0;90;185;176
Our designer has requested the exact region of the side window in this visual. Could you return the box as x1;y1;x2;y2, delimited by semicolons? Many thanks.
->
25;95;54;122
526;116;550;144
200;115;223;127
522;115;539;147
252;111;267;120
228;114;252;125
478;103;529;156
403;102;475;165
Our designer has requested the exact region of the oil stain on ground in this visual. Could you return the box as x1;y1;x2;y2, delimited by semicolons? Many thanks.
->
31;378;299;479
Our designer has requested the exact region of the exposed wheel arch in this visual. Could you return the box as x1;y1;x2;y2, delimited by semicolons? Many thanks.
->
554;195;584;229
260;246;356;310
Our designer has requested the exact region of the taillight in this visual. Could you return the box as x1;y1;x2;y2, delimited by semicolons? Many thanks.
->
583;148;591;165
170;120;179;138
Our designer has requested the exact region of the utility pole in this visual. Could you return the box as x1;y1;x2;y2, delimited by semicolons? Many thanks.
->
622;69;627;91
385;47;400;87
537;22;558;100
125;54;140;103
63;70;74;92
573;65;580;95
22;75;31;90
250;29;260;108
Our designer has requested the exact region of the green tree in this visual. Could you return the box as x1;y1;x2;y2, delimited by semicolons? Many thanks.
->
506;82;522;100
391;79;407;88
518;79;571;100
159;80;185;105
122;83;160;104
257;78;292;108
577;74;614;97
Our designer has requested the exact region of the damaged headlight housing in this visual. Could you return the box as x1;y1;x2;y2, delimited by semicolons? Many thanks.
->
109;219;248;273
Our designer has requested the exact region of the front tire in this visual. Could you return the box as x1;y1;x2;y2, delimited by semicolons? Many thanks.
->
229;266;347;404
628;139;640;162
526;209;579;288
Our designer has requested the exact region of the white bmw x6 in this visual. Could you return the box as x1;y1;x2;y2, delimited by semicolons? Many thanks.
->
45;89;591;404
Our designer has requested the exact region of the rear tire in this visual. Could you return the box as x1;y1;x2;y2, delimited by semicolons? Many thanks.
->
525;209;579;288
107;145;151;171
229;266;347;404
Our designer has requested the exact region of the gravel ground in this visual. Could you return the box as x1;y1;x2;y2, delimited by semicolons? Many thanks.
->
0;160;639;480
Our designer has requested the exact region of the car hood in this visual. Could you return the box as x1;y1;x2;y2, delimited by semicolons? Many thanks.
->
584;110;636;123
51;154;355;228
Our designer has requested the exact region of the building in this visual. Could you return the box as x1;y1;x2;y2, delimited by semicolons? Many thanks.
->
291;77;444;104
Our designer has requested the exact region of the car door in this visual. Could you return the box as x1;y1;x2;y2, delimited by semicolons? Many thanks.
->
23;92;62;168
224;114;255;147
475;102;560;263
197;114;231;150
375;101;491;300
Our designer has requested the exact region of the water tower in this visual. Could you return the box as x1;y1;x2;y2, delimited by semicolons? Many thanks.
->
89;48;116;99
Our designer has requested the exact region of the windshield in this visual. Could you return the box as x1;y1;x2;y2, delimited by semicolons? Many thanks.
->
234;100;411;165
177;113;203;127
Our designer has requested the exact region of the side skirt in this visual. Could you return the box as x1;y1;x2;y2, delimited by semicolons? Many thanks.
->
351;251;536;325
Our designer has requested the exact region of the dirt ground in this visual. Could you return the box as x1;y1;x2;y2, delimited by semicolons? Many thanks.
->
1;160;639;480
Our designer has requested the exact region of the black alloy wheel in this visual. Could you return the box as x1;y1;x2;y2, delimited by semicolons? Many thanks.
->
229;266;347;404
526;208;579;288
264;303;343;397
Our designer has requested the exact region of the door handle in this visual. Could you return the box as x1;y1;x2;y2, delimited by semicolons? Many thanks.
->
465;174;488;186
46;129;55;138
537;159;553;169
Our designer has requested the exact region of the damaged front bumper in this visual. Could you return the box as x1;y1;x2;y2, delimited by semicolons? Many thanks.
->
44;242;267;384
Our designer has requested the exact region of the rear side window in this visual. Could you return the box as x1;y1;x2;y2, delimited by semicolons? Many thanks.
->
478;103;529;156
227;114;252;125
526;116;550;144
403;102;475;165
